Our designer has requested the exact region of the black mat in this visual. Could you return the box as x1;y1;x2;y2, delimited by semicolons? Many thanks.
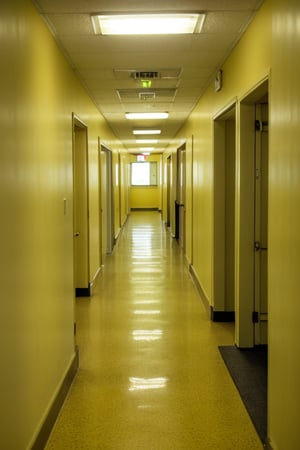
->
218;345;267;444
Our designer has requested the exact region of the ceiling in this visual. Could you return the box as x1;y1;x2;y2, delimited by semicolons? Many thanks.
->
32;0;264;154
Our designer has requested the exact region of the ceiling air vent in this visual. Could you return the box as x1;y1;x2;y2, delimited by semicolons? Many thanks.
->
113;68;182;80
117;88;177;102
133;71;159;80
139;92;156;101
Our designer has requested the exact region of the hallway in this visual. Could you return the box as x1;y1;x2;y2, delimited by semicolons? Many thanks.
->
46;211;262;449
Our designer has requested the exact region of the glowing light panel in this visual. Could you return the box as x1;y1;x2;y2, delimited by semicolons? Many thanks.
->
92;14;205;35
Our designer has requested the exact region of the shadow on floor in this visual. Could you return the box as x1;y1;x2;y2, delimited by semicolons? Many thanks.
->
218;345;267;444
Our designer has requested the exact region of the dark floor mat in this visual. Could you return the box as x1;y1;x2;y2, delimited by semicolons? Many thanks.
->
218;345;267;443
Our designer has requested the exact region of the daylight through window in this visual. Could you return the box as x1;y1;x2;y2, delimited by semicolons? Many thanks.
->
131;162;157;186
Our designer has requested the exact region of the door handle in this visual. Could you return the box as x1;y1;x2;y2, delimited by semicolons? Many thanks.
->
74;232;80;237
254;241;267;251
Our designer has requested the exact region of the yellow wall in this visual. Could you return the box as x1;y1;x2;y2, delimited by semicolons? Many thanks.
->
162;0;300;448
164;1;272;305
269;0;300;448
130;187;161;209
0;0;127;448
2;0;300;448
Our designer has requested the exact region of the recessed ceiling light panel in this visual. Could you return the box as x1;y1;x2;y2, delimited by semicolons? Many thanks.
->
91;13;205;35
136;139;158;144
125;112;169;120
133;130;161;135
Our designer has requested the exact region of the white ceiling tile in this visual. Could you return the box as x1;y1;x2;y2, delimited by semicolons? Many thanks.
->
46;14;93;35
34;0;263;13
203;11;255;34
32;0;265;151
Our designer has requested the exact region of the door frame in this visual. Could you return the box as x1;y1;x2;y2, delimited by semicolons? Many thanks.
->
235;78;269;347
175;143;186;251
212;101;237;321
254;102;269;345
166;155;171;227
72;113;90;297
100;143;115;259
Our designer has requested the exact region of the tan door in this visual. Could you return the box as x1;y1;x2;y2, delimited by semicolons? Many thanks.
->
236;79;268;348
73;114;90;296
213;105;236;315
176;144;186;250
101;145;114;258
254;102;269;345
166;156;171;227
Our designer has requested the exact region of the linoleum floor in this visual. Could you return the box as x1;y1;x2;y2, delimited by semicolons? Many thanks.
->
46;211;263;449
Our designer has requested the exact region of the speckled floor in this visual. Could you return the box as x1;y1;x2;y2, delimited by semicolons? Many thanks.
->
46;211;263;449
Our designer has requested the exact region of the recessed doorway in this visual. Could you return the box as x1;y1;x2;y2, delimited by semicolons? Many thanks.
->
72;114;90;297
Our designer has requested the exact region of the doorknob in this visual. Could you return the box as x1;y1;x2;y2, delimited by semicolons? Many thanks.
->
74;232;80;237
254;241;267;251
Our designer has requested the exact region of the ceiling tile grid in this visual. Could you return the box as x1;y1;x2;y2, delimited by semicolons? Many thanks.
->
32;0;264;153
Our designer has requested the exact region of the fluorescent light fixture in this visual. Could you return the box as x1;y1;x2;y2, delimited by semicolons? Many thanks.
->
126;112;168;120
136;139;158;144
133;130;161;135
139;148;154;152
91;13;206;35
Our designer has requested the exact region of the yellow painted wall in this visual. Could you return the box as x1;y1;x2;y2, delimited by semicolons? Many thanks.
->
130;187;160;209
129;154;162;210
0;0;127;448
269;0;300;448
163;0;300;447
2;0;300;448
164;0;272;303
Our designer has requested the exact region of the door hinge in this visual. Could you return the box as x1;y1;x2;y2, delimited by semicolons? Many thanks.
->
255;119;268;132
252;311;259;323
255;120;262;131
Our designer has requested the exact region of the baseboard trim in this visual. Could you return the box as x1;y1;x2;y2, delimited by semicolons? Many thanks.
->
189;264;210;315
31;347;79;450
130;207;159;211
264;439;274;449
75;286;91;297
210;306;235;322
89;267;101;295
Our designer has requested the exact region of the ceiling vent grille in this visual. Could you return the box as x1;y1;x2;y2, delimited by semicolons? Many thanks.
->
117;88;177;102
113;68;182;80
132;71;159;80
139;92;156;101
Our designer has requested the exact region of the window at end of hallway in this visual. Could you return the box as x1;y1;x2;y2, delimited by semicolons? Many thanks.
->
131;162;157;186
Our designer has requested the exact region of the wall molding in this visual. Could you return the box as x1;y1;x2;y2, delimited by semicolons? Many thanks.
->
189;264;210;315
130;207;159;211
31;347;79;449
264;439;274;450
210;307;235;322
75;286;91;297
90;267;102;295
